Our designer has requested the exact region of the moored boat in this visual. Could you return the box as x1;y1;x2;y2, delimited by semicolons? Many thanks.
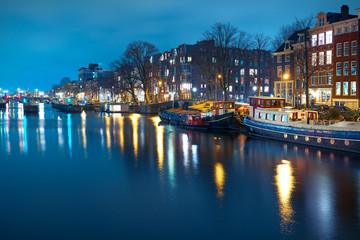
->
244;96;360;154
159;101;239;129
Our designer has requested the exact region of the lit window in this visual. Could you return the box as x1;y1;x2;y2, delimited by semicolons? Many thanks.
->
318;33;325;45
336;82;341;95
277;67;282;77
344;42;349;56
326;50;332;64
325;31;332;44
235;59;239;66
326;72;332;85
229;85;233;92
212;57;216;63
187;56;192;62
336;43;342;57
319;52;324;65
344;62;349;75
343;82;348;95
351;82;356;95
240;69;245;75
351;61;357;75
235;77;238;83
249;69;255;76
312;53;317;66
311;35;317;47
336;63;341;76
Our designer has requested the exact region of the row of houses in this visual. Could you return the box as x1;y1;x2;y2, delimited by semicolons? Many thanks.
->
63;5;359;109
274;5;360;109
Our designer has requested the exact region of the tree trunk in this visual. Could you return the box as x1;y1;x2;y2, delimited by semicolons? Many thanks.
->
145;88;150;104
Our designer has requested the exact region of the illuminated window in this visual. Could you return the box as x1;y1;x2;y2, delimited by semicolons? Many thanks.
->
319;52;324;65
343;82;348;95
336;82;341;95
326;50;332;64
235;59;239;66
336;63;341;76
336;43;342;57
326;72;332;85
344;62;349;75
318;33;325;45
344;42;349;56
351;61;357;75
249;69;255;76
351;82;356;95
240;69;245;75
212;57;216;63
311;35;317;47
187;56;192;62
235;77;238;83
326;31;332;44
229;85;233;92
312;53;317;66
277;66;282;77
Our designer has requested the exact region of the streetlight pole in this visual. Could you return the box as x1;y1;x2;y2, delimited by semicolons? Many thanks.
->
217;74;222;101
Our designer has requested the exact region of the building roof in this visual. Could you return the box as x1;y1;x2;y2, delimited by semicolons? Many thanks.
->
274;30;305;53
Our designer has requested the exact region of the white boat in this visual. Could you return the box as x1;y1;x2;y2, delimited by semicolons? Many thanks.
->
244;96;360;154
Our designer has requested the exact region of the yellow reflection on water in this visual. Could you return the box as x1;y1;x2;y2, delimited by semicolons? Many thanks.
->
105;115;111;151
118;115;125;153
275;160;295;232
130;114;141;158
151;116;164;171
215;162;225;198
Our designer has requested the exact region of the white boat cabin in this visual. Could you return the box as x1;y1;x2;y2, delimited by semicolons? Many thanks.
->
249;97;318;123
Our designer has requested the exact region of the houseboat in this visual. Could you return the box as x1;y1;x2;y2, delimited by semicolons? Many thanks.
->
244;96;360;154
159;101;239;129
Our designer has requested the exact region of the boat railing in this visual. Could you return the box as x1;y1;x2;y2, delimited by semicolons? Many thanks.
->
313;120;340;125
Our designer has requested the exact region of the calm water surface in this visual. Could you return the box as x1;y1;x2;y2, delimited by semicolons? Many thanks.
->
0;103;360;239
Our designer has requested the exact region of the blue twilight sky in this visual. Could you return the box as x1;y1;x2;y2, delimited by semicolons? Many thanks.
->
0;0;359;92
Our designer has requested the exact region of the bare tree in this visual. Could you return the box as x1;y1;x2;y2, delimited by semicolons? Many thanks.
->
118;60;139;103
253;33;271;96
293;16;315;108
123;41;158;104
203;22;251;100
272;22;299;52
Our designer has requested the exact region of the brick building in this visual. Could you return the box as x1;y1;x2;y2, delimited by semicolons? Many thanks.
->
154;40;273;103
332;7;359;109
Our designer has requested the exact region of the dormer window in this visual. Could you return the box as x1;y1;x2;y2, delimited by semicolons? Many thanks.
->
319;18;325;26
285;42;290;50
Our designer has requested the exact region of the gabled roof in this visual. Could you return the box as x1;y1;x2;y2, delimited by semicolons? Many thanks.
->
274;30;305;53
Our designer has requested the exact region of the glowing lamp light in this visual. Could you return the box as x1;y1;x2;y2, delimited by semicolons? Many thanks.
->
23;98;28;104
66;98;72;104
252;86;257;91
192;87;197;93
283;74;289;80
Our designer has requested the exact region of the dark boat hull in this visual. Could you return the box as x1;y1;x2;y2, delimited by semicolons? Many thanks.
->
244;117;360;154
159;111;237;129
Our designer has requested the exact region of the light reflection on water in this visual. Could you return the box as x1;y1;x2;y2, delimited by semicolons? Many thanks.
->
275;160;295;233
0;107;360;239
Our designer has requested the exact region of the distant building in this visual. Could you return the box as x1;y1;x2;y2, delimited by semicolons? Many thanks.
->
78;64;115;102
154;40;273;103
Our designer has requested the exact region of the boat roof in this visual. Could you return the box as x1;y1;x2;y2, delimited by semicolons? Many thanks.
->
249;96;286;100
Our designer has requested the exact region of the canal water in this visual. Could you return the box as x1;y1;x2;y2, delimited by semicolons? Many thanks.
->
0;103;360;239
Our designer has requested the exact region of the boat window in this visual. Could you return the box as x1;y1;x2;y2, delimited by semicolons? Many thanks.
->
281;115;288;122
270;114;273;120
272;100;278;107
258;100;261;106
260;100;264;106
258;112;262;119
265;101;271;107
262;114;266;120
280;101;285;108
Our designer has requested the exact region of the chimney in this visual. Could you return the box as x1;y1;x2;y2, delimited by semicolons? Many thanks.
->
341;5;349;20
